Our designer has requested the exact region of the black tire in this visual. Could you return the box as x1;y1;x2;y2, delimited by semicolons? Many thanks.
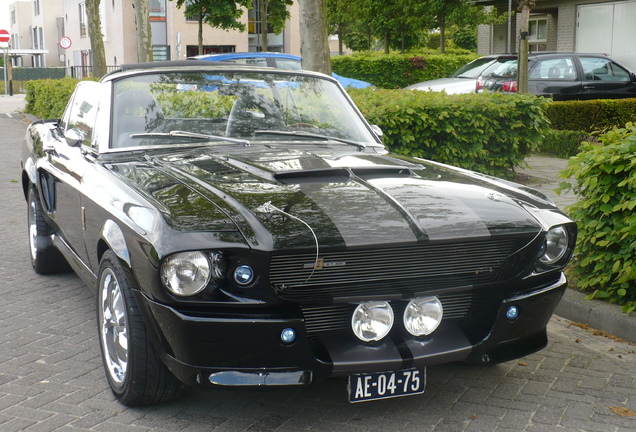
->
27;186;71;274
97;250;185;406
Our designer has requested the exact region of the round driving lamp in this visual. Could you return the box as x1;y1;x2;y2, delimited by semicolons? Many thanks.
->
403;296;444;337
351;301;394;342
234;265;255;286
539;226;569;264
161;251;212;296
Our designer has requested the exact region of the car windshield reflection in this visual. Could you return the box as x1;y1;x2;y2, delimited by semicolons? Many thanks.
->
111;71;377;150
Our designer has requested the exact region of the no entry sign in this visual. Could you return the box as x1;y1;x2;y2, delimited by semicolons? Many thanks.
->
0;29;10;43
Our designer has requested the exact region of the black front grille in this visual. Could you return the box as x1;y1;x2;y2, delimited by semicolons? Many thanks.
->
271;236;535;302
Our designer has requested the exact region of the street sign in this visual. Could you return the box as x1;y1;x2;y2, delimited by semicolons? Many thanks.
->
59;36;72;49
0;29;10;43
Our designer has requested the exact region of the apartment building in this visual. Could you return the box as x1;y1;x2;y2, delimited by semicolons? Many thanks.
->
8;0;304;72
8;0;63;67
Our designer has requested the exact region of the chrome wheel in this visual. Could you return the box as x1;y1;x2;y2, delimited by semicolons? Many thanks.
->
28;192;39;262
99;267;128;387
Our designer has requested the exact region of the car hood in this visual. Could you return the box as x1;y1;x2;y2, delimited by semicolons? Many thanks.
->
405;78;477;94
112;146;547;251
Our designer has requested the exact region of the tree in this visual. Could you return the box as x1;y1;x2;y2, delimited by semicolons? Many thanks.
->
172;0;252;56
298;0;330;74
134;0;153;62
517;0;536;94
257;0;293;52
86;0;107;77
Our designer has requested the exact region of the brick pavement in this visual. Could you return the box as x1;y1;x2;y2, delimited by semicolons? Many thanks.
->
2;99;636;431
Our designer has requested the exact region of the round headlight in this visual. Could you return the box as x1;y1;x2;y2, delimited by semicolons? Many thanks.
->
403;296;443;336
539;226;569;264
351;301;394;342
234;265;254;286
161;251;211;296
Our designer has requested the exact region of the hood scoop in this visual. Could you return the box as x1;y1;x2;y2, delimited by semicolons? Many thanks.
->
275;168;350;184
274;166;413;185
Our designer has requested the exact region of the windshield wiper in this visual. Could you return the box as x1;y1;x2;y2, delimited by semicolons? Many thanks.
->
130;130;250;147
252;130;381;150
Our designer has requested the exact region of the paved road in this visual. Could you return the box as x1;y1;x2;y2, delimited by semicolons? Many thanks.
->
2;108;636;431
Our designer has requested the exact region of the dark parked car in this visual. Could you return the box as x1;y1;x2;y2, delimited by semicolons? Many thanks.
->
192;52;375;88
405;55;508;94
22;60;576;406
477;52;636;100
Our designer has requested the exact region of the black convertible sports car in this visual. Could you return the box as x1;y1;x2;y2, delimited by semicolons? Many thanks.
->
21;61;576;406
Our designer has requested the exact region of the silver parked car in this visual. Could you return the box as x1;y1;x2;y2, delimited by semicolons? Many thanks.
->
405;55;513;94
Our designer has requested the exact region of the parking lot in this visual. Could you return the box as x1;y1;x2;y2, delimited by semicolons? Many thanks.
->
1;99;636;431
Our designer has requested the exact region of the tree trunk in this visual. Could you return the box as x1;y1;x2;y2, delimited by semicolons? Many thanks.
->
134;0;153;62
86;0;107;77
439;15;446;54
260;0;268;52
517;1;533;94
384;33;390;54
298;0;330;74
198;13;204;55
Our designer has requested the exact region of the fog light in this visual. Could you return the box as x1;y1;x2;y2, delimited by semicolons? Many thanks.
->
403;296;443;336
506;306;519;320
281;328;296;343
234;265;254;285
351;301;394;342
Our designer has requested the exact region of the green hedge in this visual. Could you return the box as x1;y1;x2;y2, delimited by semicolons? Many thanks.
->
350;88;550;178
546;98;636;132
24;77;84;119
332;52;478;89
539;129;591;158
558;123;636;314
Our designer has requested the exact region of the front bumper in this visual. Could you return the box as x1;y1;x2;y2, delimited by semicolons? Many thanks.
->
136;273;567;387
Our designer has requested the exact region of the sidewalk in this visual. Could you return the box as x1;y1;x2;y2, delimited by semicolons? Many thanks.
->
0;93;27;116
3;93;635;343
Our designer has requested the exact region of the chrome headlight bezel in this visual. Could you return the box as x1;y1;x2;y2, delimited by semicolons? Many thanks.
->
351;301;394;342
161;251;225;297
403;296;444;337
536;224;575;271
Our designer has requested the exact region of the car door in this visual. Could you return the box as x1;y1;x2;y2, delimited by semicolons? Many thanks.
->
44;82;102;266
528;56;583;100
577;56;636;99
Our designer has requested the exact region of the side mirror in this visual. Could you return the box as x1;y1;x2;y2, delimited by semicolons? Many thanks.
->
65;128;84;147
370;125;384;139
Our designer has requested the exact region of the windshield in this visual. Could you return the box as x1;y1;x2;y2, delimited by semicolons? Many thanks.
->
111;70;377;149
450;57;497;79
480;58;518;79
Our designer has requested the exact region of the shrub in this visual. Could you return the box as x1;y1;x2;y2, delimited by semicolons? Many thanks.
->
539;129;591;158
558;123;636;313
332;52;478;89
350;88;550;178
24;77;83;119
546;98;636;132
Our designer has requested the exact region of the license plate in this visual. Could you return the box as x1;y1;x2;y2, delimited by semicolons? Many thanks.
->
347;368;426;403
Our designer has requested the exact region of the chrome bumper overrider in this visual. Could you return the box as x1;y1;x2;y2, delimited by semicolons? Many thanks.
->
208;370;312;386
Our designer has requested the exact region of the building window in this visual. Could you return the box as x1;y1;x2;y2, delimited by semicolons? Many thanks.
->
150;0;167;18
183;0;200;22
32;26;43;50
248;0;285;52
529;16;548;52
34;0;41;16
186;45;235;57
10;9;16;24
79;3;87;37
